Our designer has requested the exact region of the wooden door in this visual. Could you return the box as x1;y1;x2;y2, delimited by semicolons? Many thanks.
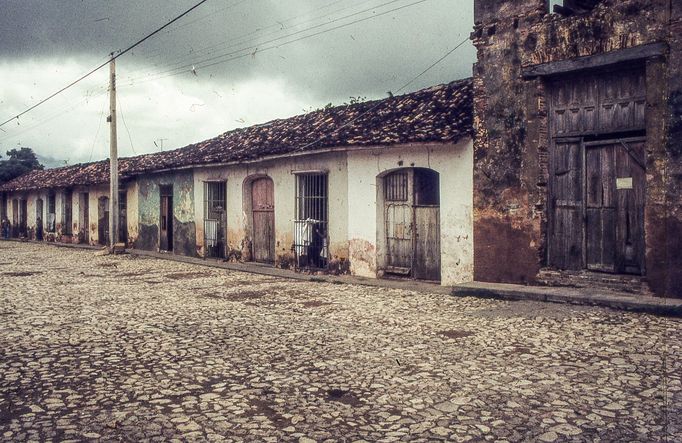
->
160;186;173;251
35;199;44;240
586;139;645;274
98;197;109;246
384;169;441;280
413;206;440;280
548;139;584;270
81;193;89;243
251;177;274;263
385;202;413;273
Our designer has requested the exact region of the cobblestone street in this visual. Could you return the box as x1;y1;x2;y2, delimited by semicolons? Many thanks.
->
0;242;680;442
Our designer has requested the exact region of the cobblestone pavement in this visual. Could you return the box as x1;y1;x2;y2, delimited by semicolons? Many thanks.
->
0;242;680;442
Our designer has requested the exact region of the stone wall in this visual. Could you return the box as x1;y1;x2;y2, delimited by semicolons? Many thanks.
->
472;0;681;296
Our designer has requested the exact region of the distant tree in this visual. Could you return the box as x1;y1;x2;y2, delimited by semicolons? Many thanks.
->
0;147;44;185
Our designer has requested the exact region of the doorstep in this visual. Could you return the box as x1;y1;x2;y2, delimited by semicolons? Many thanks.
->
452;281;682;317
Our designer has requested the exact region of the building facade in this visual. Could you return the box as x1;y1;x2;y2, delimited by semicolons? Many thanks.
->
472;0;681;296
0;79;474;286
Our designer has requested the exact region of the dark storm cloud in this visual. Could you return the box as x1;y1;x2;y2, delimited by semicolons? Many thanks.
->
1;0;475;99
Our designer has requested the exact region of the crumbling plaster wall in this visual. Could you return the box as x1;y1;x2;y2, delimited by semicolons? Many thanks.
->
136;171;196;255
346;141;474;286
194;152;349;267
472;0;681;296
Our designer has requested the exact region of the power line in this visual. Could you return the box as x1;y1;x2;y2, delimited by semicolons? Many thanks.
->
89;94;108;162
0;0;211;129
125;0;430;86
117;95;136;155
125;0;417;84
294;36;470;153
122;0;367;80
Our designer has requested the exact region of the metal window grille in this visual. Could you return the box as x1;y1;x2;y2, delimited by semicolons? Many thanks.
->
47;193;56;232
294;173;328;269
385;171;408;201
204;181;226;258
62;190;73;235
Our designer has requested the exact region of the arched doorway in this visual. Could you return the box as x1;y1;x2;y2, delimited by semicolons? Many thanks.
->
250;176;275;263
381;168;441;281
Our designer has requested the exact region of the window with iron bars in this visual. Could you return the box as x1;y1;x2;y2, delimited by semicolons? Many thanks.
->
294;173;328;269
204;181;226;259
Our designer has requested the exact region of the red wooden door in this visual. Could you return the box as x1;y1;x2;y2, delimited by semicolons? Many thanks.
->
251;177;275;263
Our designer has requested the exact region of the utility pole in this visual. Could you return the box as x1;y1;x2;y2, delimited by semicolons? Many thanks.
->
108;53;119;251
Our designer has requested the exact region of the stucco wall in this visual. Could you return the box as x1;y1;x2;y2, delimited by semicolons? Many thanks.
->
193;152;349;266
346;141;474;286
136;171;196;256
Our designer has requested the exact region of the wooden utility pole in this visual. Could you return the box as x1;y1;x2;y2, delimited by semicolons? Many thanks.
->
108;54;119;251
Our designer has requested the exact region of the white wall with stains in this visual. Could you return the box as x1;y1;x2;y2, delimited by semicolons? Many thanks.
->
346;140;474;285
193;151;349;265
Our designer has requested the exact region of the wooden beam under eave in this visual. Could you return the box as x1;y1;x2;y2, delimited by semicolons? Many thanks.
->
522;42;668;79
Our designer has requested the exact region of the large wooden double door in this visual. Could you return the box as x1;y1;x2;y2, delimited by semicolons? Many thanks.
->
549;138;645;274
548;67;647;275
384;168;441;281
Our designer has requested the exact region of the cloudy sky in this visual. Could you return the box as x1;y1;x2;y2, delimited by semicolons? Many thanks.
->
0;0;475;167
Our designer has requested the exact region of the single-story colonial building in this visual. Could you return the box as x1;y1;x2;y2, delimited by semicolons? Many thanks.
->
0;78;474;286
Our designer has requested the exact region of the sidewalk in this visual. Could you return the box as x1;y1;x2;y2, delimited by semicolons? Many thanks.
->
452;281;682;317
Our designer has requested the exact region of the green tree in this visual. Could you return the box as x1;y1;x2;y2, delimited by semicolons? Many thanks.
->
0;147;44;185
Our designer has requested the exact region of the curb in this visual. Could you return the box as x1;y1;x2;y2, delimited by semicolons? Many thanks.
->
452;283;682;317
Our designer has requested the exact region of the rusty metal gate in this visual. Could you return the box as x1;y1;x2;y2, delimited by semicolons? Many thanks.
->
383;168;440;281
204;181;226;259
251;177;275;263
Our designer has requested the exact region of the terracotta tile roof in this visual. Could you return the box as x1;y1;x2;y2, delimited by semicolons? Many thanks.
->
1;78;472;192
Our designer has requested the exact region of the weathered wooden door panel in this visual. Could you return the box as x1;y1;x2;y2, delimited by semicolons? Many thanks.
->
385;203;413;271
585;140;645;274
383;168;440;280
98;197;109;246
413;206;440;281
549;140;583;270
615;140;645;274
251;177;275;263
551;68;646;137
586;145;616;271
82;193;89;243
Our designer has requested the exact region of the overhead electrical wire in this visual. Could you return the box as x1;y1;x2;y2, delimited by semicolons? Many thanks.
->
122;0;359;79
0;0;211;129
89;93;109;162
124;0;430;86
293;36;470;153
0;86;109;144
117;95;137;155
123;0;366;77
